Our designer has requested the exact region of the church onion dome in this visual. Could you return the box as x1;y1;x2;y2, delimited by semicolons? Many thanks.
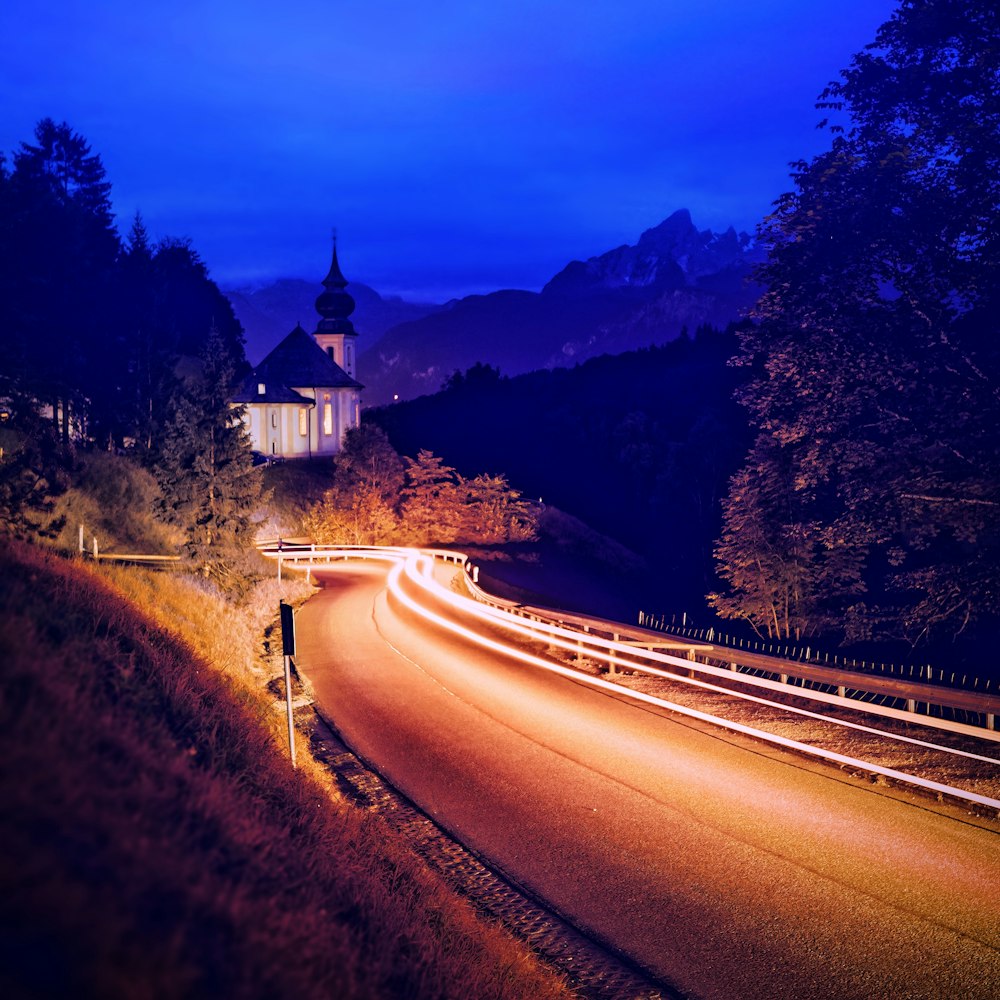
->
315;240;357;335
315;287;356;321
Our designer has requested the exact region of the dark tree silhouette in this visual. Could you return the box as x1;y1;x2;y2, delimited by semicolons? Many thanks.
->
715;0;1000;645
5;119;120;444
155;327;262;580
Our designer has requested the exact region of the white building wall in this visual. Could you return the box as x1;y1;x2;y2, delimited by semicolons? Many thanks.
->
240;384;359;460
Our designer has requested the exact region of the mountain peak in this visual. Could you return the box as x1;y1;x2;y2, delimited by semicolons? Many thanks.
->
543;210;755;298
637;208;696;248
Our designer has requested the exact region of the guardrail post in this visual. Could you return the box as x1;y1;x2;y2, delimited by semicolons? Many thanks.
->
988;713;996;731
907;698;916;714
277;551;282;582
609;633;619;676
838;685;846;698
92;536;98;559
78;523;84;554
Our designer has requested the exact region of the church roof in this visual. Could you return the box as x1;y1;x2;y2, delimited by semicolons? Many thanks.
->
232;383;312;405
231;323;363;403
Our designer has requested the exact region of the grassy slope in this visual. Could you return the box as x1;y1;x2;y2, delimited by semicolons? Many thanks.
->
0;538;568;1000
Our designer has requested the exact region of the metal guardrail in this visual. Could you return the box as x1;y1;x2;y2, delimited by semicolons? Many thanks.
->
259;543;1000;739
93;553;181;565
386;552;1000;815
257;544;1000;812
638;612;993;694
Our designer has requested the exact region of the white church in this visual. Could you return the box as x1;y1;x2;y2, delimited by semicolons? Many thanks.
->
232;244;363;459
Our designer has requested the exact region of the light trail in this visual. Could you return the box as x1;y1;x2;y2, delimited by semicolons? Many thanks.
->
387;553;1000;812
405;556;1000;766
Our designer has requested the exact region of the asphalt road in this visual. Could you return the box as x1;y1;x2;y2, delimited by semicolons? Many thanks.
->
295;561;1000;1000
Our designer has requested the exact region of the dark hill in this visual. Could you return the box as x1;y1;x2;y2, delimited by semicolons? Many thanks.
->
367;325;752;615
358;210;763;404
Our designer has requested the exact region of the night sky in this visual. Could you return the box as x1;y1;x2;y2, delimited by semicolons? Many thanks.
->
2;1;896;300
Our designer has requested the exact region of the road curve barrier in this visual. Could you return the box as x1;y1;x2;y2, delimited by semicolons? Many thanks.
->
259;543;1000;813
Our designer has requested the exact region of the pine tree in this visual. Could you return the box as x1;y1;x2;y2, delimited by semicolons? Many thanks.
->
8;119;120;444
156;326;263;579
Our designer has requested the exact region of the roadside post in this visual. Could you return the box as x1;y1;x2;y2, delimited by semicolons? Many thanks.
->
279;601;297;769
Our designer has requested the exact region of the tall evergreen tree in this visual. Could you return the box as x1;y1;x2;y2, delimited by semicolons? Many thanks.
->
7;119;120;443
155;326;263;579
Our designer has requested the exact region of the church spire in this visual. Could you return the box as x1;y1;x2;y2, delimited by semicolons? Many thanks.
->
322;231;349;291
313;232;359;378
315;231;356;331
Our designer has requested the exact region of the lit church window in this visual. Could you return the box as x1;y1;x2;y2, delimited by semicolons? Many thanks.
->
323;402;333;435
258;383;266;395
299;407;308;436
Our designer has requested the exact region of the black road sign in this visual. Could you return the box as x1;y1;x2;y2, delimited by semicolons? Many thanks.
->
279;601;295;656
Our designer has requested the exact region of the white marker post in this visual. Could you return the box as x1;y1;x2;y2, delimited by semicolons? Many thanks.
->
279;601;297;769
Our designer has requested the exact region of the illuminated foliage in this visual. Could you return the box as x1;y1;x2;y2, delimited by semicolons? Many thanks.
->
0;399;68;540
401;450;464;544
304;426;404;546
714;0;1000;645
304;432;538;547
709;440;865;640
460;473;538;545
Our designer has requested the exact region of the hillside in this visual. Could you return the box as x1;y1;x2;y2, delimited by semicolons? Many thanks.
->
0;538;568;1000
367;325;751;616
357;210;762;404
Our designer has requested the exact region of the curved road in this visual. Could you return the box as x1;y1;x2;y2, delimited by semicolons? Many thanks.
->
295;560;1000;1000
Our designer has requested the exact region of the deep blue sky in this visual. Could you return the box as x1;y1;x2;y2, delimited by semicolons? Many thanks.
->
1;1;897;300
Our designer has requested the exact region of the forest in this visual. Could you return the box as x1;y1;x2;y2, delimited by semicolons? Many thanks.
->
2;2;998;669
0;119;262;583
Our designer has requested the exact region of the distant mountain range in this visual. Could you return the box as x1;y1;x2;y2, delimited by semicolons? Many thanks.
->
225;210;763;403
224;278;439;366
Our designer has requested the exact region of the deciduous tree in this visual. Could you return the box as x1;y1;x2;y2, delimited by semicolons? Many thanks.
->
400;450;464;544
714;0;1000;645
460;473;537;545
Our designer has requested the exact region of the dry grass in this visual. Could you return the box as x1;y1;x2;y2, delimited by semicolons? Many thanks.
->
50;451;183;554
0;537;571;1000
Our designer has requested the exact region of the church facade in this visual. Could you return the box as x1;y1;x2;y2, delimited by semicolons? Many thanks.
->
232;245;363;459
